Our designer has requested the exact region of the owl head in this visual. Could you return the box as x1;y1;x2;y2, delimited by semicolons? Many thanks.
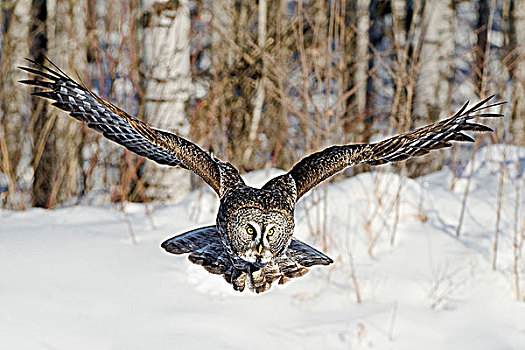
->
228;206;291;264
218;181;296;266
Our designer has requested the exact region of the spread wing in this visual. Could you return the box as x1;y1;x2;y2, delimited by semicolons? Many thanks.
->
19;58;223;195
288;95;504;200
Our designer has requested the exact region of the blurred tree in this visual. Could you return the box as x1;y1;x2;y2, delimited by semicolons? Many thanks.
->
30;0;55;208
474;0;490;95
141;0;192;202
366;0;391;142
0;0;518;208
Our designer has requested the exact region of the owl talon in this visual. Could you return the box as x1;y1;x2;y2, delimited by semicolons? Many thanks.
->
231;269;246;292
278;276;290;285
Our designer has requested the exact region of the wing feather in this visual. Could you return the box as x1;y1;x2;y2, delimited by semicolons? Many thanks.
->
19;58;223;194
288;95;504;200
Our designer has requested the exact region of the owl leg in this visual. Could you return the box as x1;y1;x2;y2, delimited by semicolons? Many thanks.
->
247;266;272;293
229;265;271;293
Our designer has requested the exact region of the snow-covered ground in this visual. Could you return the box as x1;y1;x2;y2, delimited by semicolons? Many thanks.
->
1;145;525;349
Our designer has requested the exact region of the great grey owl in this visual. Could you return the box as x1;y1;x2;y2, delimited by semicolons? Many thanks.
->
20;58;504;293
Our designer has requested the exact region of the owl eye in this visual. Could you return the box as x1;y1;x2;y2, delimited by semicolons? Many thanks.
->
246;225;255;235
267;228;274;236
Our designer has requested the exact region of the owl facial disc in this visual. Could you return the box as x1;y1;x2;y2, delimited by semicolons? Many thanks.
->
228;207;290;265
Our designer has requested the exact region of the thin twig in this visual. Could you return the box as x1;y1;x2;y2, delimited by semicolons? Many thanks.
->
456;140;480;237
493;149;506;270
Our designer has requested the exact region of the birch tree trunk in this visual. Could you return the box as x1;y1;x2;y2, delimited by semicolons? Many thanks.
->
142;0;191;202
355;0;370;116
416;0;454;120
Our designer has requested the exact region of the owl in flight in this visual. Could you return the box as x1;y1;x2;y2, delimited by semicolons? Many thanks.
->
20;58;503;293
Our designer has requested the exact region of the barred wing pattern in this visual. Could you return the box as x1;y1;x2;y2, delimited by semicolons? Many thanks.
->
289;95;504;200
19;59;222;194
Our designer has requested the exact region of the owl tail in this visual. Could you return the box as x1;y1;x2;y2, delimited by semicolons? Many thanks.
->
161;226;333;293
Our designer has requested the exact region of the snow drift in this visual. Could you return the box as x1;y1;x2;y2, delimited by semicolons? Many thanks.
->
1;145;524;349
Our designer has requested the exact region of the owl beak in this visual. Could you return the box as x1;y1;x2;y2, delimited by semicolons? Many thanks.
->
257;244;263;254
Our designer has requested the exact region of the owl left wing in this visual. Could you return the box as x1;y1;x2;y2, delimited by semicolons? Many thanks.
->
19;58;224;195
162;225;234;277
288;95;504;201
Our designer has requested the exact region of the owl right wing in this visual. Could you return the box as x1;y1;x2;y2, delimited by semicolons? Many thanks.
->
19;58;228;195
288;95;504;201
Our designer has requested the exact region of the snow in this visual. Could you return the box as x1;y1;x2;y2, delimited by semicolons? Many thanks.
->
1;145;525;349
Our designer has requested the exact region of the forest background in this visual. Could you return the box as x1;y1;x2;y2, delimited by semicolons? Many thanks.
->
0;0;522;211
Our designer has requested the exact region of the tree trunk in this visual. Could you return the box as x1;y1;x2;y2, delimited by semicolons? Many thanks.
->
243;0;267;166
30;0;55;208
142;0;191;202
0;0;32;209
474;0;490;95
416;0;453;121
365;0;391;142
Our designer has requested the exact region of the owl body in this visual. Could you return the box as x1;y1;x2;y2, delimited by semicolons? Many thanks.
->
214;175;298;291
20;58;504;293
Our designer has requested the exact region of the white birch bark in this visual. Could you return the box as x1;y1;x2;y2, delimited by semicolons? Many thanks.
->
416;0;455;118
356;0;371;115
142;0;191;202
